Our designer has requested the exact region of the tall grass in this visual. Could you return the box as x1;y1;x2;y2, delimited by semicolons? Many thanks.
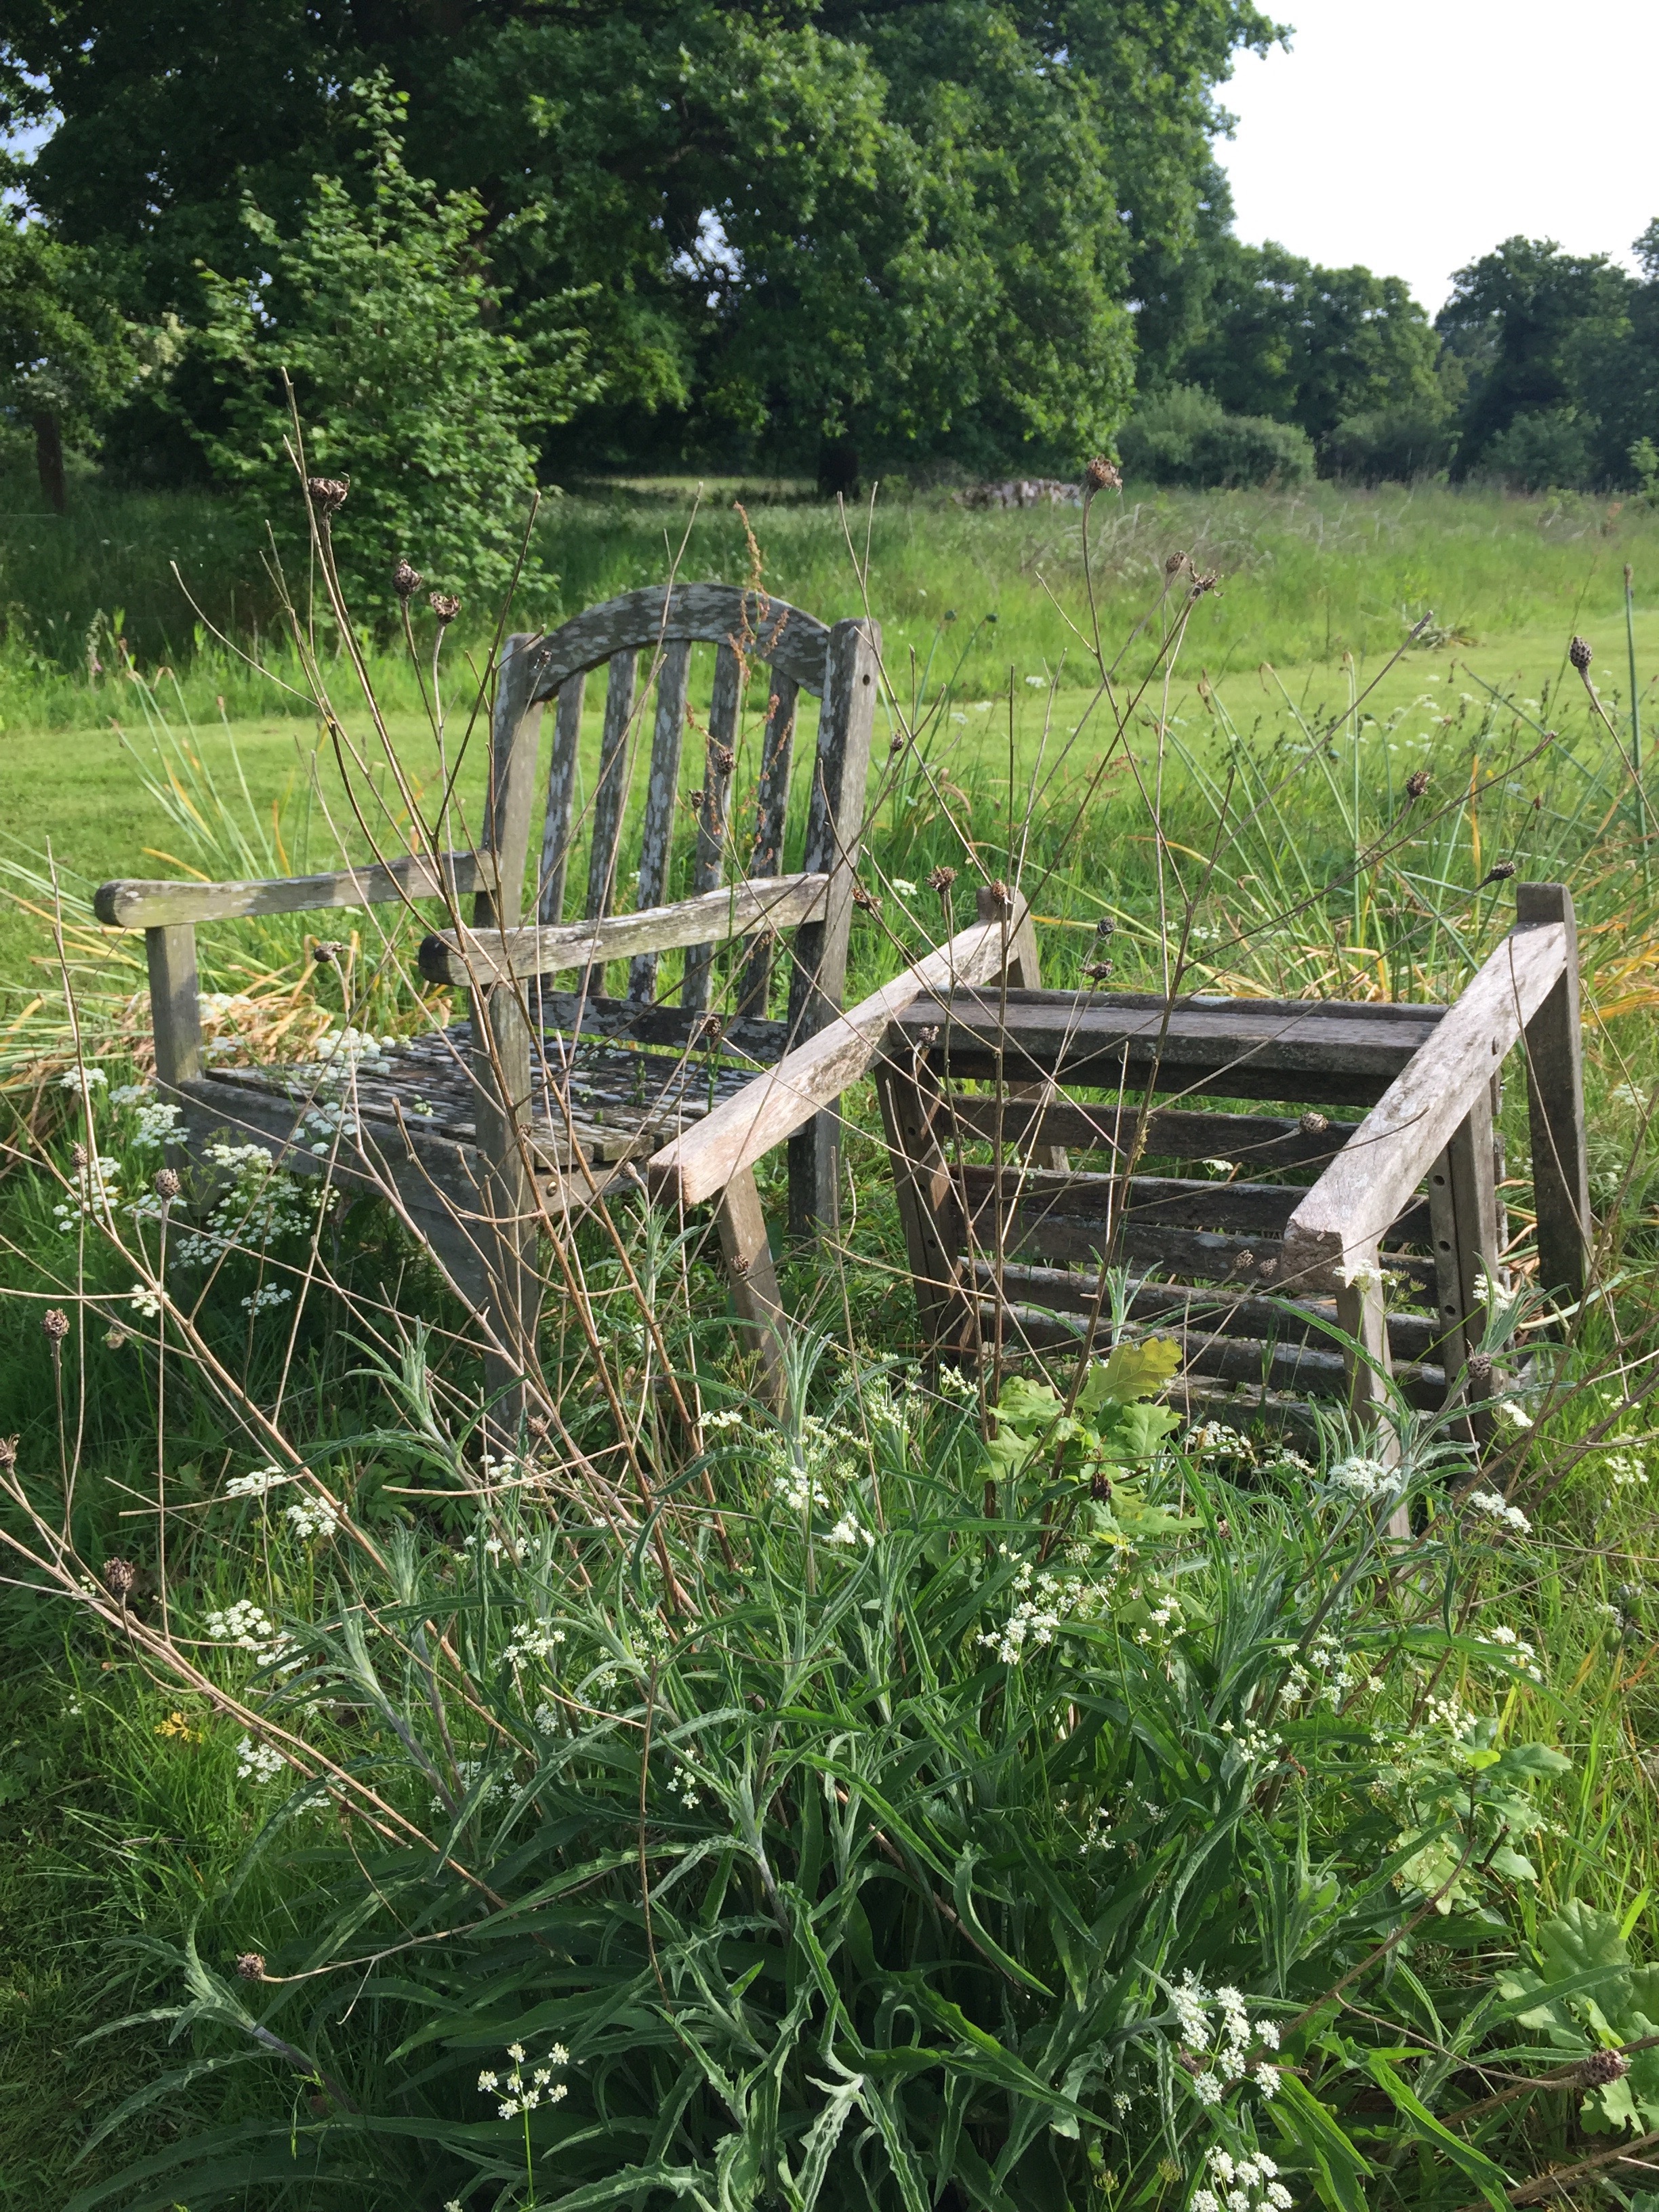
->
3;483;1659;2211
9;468;1659;727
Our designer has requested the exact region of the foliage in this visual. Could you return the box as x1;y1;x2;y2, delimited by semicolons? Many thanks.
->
0;1328;1610;2212
1319;403;1454;486
184;79;595;628
0;216;134;498
1118;386;1315;489
2;0;1279;474
1169;239;1446;451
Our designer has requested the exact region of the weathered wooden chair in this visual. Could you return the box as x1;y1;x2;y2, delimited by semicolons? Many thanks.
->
94;584;894;1392
874;884;1590;1441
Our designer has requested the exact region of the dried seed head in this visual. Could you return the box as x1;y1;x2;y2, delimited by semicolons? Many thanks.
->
1466;1351;1496;1389
700;1013;725;1043
889;730;908;755
851;882;882;913
1096;915;1115;937
306;476;349;518
1298;1111;1329;1136
392;558;423;600
70;1141;87;1169
236;1950;267;1983
1405;766;1431;800
1580;2049;1629;2087
42;1307;69;1344
1232;1250;1256;1274
1084;960;1113;983
1090;1469;1113;1502
1570;634;1593;674
708;742;735;777
154;1167;181;1201
984;878;1010;916
1479;859;1517;886
1165;552;1187;577
526;1412;550;1440
429;591;462;626
312;939;344;964
1192;569;1220;594
1084;455;1122;496
1256;1256;1277;1280
104;1326;128;1350
0;1435;16;1469
926;865;958;895
104;1556;136;1599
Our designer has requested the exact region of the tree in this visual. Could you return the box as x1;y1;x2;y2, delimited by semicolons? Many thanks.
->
0;219;132;508
3;0;1281;474
1175;240;1443;449
1437;237;1632;478
185;81;596;630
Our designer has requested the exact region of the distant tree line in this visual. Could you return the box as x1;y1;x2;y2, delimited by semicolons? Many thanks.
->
2;0;1657;611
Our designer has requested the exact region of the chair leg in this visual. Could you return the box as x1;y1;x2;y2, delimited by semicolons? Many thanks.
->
1336;1253;1406;1537
472;981;542;1446
877;1057;975;1365
1515;882;1591;1318
715;1167;787;1411
1000;902;1068;1174
1427;1092;1500;1443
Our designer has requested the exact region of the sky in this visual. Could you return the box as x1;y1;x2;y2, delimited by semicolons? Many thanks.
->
1216;0;1659;313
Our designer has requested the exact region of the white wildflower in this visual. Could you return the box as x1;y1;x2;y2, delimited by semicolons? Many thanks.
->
237;1736;284;1784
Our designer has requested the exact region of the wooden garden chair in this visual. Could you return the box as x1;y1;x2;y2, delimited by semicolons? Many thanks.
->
870;883;1591;1445
92;584;903;1398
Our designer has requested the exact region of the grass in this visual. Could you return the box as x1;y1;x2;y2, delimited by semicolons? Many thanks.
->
3;480;1659;2207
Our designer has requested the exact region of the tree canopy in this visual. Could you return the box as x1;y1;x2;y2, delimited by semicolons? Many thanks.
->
2;0;1280;475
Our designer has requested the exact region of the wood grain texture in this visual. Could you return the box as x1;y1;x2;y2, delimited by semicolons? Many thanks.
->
529;990;789;1063
714;1166;787;1408
682;640;743;1015
940;1094;1360;1170
736;674;799;1017
648;896;1025;1210
785;615;881;1231
628;637;692;1006
1515;882;1591;1308
475;631;544;935
536;673;586;926
954;1162;1433;1242
97;848;483;928
967;1258;1448;1364
146;924;203;1090
893;987;1443;1106
878;1058;976;1358
419;873;830;987
529;584;830;701
1284;918;1567;1279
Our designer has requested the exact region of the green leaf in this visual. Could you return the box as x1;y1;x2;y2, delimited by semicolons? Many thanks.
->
1364;2053;1513;2212
1079;1336;1183;1408
1267;2070;1374;2212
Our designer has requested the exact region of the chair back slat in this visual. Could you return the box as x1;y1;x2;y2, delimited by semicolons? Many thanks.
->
682;641;743;1016
626;638;693;1006
535;674;585;925
476;632;545;933
581;647;638;977
736;673;799;1015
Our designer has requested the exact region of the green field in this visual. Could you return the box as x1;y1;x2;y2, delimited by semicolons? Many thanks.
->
5;483;1659;2210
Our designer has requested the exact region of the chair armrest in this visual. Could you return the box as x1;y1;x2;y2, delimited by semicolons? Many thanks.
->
1282;913;1570;1288
95;849;483;928
417;872;830;987
647;893;1029;1209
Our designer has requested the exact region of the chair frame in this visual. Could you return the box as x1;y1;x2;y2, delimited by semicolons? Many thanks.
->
94;584;889;1406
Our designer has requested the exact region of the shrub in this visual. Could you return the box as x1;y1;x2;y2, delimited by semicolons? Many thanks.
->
1119;387;1315;491
186;77;598;631
1321;401;1454;485
1477;407;1597;493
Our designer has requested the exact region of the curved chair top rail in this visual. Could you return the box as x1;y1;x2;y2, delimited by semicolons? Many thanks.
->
522;583;832;703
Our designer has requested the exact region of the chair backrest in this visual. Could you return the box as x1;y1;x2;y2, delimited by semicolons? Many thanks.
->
479;584;880;1050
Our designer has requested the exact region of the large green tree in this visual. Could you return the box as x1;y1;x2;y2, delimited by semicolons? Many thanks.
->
1171;238;1443;449
1;0;1279;473
0;217;132;507
1436;235;1633;479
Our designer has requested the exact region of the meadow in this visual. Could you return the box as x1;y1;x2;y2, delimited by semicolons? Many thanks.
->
2;478;1659;2211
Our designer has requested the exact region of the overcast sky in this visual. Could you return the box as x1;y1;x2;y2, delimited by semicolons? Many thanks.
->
1216;0;1659;313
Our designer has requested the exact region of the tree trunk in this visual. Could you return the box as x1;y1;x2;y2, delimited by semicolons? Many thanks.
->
33;411;66;514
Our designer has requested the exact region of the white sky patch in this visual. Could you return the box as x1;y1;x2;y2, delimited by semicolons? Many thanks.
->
1216;0;1659;312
